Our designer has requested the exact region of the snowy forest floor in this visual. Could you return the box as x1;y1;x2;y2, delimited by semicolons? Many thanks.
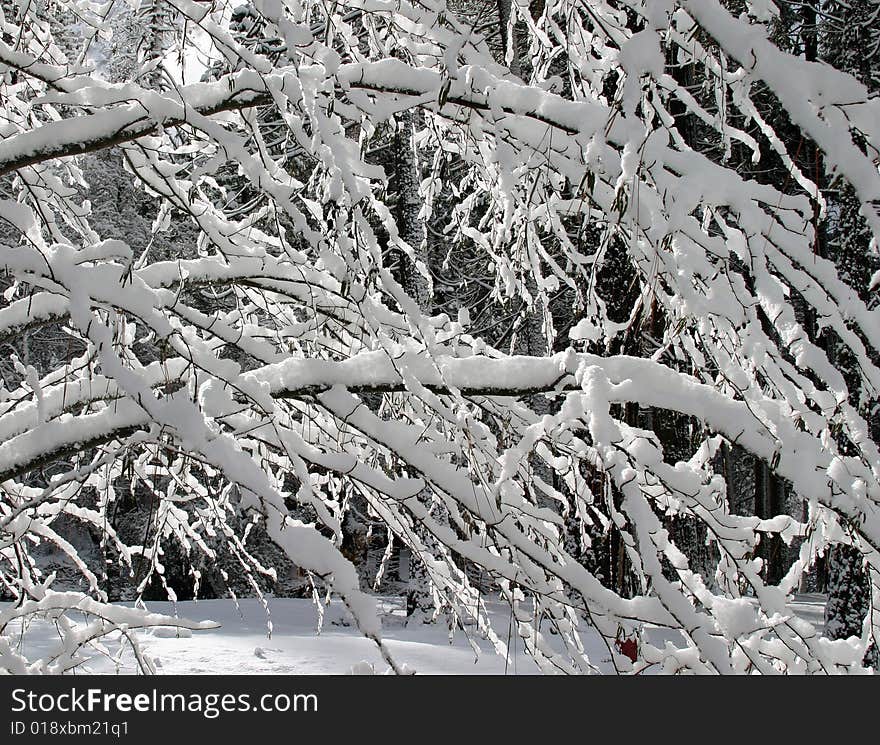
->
2;594;828;675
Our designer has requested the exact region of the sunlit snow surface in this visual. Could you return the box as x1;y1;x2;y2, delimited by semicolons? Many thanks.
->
1;594;828;675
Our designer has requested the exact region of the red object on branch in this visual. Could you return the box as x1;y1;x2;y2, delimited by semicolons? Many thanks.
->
615;636;638;663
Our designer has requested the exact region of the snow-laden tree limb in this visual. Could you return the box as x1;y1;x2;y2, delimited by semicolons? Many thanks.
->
2;0;880;675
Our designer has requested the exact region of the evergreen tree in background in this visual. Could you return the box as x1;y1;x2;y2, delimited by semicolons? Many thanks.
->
818;0;880;661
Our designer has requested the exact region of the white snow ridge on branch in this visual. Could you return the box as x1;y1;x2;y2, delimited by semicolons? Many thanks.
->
0;0;879;674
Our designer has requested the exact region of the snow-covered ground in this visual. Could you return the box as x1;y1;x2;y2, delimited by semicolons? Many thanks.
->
3;594;828;675
135;597;564;675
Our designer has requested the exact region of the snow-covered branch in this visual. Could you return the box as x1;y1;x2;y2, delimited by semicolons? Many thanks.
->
2;0;879;675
